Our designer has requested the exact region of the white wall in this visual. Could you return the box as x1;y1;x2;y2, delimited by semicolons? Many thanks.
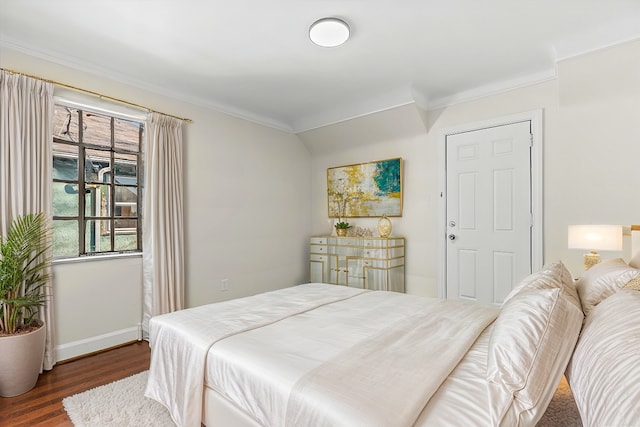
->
302;39;640;296
182;105;312;307
1;47;312;361
53;256;143;361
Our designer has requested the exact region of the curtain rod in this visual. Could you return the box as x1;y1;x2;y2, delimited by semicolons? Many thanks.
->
1;67;192;123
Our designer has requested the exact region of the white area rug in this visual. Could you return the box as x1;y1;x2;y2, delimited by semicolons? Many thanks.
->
62;371;175;426
63;370;581;426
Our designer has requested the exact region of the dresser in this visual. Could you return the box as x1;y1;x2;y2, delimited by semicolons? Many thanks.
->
309;236;405;292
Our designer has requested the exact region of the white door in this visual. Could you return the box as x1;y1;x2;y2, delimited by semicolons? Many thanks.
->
446;121;532;305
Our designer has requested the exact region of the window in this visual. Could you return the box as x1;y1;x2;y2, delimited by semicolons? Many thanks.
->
52;104;144;259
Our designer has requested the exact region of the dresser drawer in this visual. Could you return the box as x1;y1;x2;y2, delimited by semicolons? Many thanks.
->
310;245;328;254
362;248;405;259
362;238;405;248
362;248;384;258
310;254;329;262
361;259;388;268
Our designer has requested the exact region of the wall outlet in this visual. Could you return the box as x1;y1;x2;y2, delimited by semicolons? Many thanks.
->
221;279;229;291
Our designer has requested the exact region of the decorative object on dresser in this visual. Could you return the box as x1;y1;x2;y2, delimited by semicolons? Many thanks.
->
309;236;405;292
354;226;373;237
334;220;352;237
568;224;623;270
377;215;392;237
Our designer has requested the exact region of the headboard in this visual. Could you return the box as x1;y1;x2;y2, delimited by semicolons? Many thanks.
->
629;225;640;264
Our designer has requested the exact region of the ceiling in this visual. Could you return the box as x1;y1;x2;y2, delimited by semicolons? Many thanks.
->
2;1;640;133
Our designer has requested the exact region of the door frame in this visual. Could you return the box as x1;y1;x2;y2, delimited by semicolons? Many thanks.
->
436;109;544;299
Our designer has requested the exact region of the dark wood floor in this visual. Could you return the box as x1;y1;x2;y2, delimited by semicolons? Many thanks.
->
0;341;150;427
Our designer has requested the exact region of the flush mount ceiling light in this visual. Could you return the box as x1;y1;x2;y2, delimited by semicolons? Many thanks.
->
309;17;350;47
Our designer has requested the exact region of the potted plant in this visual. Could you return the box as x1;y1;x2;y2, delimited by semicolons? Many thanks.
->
0;212;51;397
335;220;352;237
329;181;354;237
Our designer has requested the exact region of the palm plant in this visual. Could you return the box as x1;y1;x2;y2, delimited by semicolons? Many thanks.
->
0;212;51;335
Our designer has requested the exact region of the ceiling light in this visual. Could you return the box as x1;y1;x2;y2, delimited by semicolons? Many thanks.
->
309;18;350;47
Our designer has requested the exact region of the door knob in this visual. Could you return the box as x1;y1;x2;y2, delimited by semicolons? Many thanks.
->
448;234;456;240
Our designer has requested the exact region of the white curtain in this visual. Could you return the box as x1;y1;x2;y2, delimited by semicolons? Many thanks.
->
0;70;55;370
142;112;185;337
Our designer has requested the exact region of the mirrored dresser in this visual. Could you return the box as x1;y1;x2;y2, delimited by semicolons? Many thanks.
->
309;236;405;292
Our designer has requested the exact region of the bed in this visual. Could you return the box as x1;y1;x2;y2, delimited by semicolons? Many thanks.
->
145;256;588;427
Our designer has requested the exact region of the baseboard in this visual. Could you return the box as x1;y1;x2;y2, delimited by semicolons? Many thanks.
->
56;326;139;362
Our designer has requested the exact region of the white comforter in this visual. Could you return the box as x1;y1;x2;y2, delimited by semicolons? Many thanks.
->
146;284;497;427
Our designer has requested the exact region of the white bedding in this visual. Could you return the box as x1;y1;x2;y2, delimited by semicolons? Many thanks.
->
205;289;498;427
566;289;640;427
145;284;369;427
414;325;494;426
147;283;497;427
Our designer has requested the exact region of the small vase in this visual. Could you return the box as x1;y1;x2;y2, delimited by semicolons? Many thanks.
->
377;215;392;238
336;228;348;237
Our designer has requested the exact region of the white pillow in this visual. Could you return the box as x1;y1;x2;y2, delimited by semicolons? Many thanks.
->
487;262;583;426
503;261;580;309
575;258;640;316
629;250;640;269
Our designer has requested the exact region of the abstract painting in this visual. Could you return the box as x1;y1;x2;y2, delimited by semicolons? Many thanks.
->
327;158;403;218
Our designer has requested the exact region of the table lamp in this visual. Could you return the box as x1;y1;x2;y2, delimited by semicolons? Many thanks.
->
568;224;623;270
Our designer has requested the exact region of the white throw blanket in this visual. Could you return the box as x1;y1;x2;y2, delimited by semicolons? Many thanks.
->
284;296;497;427
145;284;368;427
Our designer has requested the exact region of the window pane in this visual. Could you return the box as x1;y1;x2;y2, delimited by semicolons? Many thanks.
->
85;220;112;253
53;106;80;142
53;143;78;180
114;118;142;152
53;220;79;258
115;219;138;251
115;186;137;217
85;149;111;183
114;153;138;185
85;184;111;217
83;111;112;148
53;182;79;216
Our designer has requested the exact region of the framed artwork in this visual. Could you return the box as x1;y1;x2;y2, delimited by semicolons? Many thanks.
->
327;158;403;218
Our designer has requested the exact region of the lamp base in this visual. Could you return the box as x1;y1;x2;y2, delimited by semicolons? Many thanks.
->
583;251;600;270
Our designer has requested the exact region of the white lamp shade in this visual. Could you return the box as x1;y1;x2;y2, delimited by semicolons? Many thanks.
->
309;18;350;47
568;225;623;251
